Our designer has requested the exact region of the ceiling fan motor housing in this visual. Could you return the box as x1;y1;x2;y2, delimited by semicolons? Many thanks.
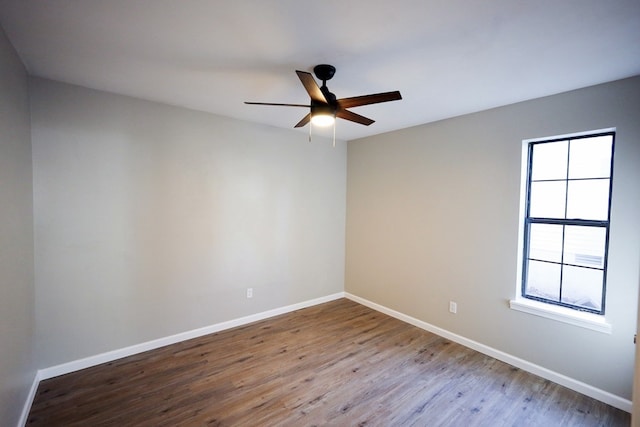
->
311;101;336;117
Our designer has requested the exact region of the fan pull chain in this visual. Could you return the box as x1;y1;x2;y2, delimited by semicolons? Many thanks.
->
332;120;336;148
309;122;312;142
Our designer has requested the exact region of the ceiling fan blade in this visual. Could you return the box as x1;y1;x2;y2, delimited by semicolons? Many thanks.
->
245;102;310;107
337;91;402;109
336;109;374;126
294;113;311;128
296;70;327;103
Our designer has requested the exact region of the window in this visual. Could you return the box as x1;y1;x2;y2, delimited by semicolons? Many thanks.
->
521;131;614;315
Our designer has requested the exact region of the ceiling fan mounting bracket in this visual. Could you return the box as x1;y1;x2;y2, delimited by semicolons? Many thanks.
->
313;64;336;82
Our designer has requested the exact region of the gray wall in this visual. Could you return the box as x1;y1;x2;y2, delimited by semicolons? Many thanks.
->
346;76;640;400
0;27;35;427
30;78;346;368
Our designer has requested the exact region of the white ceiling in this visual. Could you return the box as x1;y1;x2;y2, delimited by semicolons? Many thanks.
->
1;0;639;141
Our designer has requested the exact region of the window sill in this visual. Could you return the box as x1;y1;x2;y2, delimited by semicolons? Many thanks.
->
509;298;612;334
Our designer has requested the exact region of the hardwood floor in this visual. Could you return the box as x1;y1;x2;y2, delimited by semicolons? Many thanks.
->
27;298;629;426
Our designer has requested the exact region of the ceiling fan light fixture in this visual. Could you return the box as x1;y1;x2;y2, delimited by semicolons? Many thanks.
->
310;103;336;127
311;112;335;127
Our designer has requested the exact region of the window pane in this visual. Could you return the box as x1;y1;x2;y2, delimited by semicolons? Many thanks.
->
526;260;560;301
529;181;566;218
563;226;606;268
529;223;563;262
561;265;603;311
531;140;568;181
566;179;610;220
568;136;613;179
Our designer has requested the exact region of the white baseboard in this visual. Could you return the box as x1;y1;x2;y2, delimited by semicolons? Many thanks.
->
20;292;344;427
39;292;345;381
344;292;632;413
20;290;630;426
17;371;41;427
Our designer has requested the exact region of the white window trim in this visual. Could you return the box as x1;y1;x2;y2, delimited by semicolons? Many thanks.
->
511;128;615;334
509;297;611;334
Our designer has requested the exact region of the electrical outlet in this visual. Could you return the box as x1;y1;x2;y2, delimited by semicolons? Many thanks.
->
246;288;253;299
449;301;457;314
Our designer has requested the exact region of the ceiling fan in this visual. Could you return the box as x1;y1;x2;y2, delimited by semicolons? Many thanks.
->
245;64;402;129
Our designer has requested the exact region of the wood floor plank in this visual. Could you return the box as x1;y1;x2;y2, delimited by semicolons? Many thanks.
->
27;298;629;426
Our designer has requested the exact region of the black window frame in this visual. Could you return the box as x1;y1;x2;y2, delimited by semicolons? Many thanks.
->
522;131;615;315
